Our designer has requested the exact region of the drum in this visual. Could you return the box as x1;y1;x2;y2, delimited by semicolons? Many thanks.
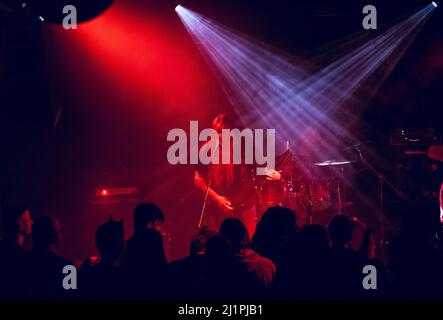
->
286;179;335;226
295;181;331;211
259;180;286;208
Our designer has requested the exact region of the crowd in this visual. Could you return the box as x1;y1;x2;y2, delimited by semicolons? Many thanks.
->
0;201;442;300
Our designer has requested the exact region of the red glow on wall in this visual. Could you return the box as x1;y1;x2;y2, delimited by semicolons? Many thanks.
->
42;1;223;122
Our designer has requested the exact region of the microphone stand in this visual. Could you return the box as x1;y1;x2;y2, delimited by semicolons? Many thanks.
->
355;146;404;245
197;137;221;230
198;175;212;229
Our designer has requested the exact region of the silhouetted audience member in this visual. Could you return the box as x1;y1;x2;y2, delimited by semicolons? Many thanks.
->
168;226;216;294
251;206;297;262
195;233;257;298
80;217;125;299
0;205;32;298
24;216;74;299
121;202;168;296
220;218;276;289
326;215;365;296
190;226;218;256
387;201;443;298
272;224;330;298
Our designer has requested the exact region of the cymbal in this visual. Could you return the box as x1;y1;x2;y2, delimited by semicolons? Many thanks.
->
314;160;355;167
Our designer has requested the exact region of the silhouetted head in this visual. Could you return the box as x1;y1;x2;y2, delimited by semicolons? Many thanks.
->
212;113;234;133
328;215;354;247
133;202;165;233
2;204;32;240
298;224;329;253
96;217;125;263
32;216;62;250
205;233;232;261
253;206;297;242
190;226;217;256
219;218;250;252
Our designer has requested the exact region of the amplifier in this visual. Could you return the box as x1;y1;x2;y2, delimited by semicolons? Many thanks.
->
96;187;138;197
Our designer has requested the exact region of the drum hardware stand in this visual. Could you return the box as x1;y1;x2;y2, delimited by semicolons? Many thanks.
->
307;184;313;224
336;165;345;214
337;182;343;214
252;174;262;207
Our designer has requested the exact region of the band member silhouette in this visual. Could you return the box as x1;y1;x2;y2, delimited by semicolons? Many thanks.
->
194;113;280;236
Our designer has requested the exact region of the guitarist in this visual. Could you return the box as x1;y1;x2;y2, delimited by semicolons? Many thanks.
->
194;114;281;237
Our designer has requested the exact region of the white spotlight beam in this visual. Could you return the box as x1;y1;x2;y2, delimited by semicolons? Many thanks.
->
297;5;434;114
176;4;434;175
176;5;334;155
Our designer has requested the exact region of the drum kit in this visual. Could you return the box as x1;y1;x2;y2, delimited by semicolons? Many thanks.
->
256;149;357;226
